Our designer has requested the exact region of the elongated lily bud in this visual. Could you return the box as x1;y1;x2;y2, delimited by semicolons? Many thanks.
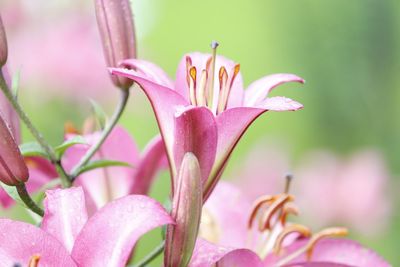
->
0;113;28;185
0;14;8;67
95;0;136;89
164;153;202;267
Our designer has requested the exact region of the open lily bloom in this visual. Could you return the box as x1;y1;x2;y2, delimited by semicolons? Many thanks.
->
0;187;173;266
192;181;390;267
110;45;304;199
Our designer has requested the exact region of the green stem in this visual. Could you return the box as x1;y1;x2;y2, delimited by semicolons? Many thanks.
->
16;183;44;217
70;89;130;181
131;241;165;267
0;70;71;187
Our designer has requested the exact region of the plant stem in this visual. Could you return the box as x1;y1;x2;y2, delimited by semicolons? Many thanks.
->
131;241;165;267
0;70;71;187
70;89;130;181
16;183;44;217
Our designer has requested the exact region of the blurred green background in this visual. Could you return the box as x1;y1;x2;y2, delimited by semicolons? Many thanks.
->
1;0;399;265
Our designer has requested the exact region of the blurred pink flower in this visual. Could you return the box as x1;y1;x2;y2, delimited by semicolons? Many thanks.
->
229;144;391;236
193;181;389;267
0;186;173;266
294;149;391;235
110;50;304;200
6;9;113;100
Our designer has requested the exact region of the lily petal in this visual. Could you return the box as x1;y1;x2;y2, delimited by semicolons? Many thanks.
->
189;239;263;267
41;187;88;253
204;107;266;199
71;195;174;267
283;263;353;267
244;73;304;107
121;58;174;88
260;96;303;111
129;135;167;195
0;219;77;266
264;238;390;267
63;126;139;209
109;67;188;180
174;106;217;186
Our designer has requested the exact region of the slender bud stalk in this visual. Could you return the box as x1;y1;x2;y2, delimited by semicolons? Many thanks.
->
0;14;8;67
95;0;136;89
0;113;28;186
164;153;202;267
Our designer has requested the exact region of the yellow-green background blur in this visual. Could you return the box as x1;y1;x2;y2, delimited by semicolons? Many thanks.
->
1;0;399;265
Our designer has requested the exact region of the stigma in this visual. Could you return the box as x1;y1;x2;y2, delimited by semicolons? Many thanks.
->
247;174;348;264
185;42;240;115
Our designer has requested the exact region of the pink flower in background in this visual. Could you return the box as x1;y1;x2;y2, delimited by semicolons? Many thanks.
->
6;10;113;100
0;187;173;266
227;143;391;236
110;48;304;200
192;181;390;267
294;149;391;235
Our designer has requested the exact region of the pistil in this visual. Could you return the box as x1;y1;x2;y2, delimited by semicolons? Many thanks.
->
207;41;219;110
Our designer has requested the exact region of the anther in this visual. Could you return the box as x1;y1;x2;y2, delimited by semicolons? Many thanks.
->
28;254;41;267
188;66;197;105
305;227;348;260
259;194;294;231
248;195;276;229
273;224;312;255
280;203;299;225
217;67;228;114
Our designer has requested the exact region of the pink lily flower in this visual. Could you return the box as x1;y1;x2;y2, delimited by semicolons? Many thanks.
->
110;45;304;200
62;126;166;210
0;186;174;266
191;181;390;267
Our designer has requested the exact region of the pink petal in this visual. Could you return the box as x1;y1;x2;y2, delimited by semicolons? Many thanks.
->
201;181;252;248
204;107;266;199
174;106;217;187
0;219;77;266
109;67;188;179
0;186;13;207
130;135;167;195
265;238;390;267
41;187;88;253
175;52;244;110
244;73;304;107
25;156;58;190
261;96;303;111
121;58;174;88
71;195;174;267
63;126;140;209
283;263;353;267
189;239;263;267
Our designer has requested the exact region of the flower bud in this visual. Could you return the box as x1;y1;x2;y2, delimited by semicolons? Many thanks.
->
0;113;28;185
95;0;136;89
164;153;202;267
0;14;8;67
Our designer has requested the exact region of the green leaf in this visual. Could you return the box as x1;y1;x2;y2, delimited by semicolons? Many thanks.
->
55;136;87;159
90;99;108;130
76;159;132;176
19;142;48;158
0;182;24;206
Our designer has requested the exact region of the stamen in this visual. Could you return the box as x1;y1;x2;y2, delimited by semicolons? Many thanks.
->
305;227;348;260
248;195;276;229
275;227;348;266
186;56;193;87
228;64;240;89
273;224;311;255
188;66;197;105
259;194;294;231
284;173;293;194
207;41;219;110
28;254;41;267
196;70;208;106
280;203;299;225
217;67;228;114
64;121;79;134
